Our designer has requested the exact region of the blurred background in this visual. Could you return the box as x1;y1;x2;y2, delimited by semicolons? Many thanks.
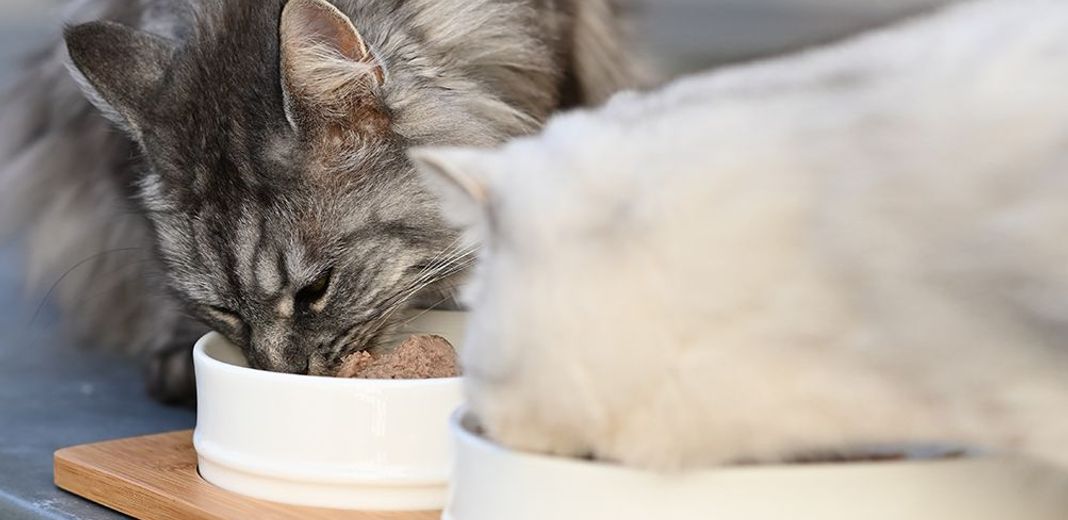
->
0;0;952;518
0;0;953;88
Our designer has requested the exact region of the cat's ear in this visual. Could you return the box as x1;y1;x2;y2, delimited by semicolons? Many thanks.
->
280;0;387;135
64;21;176;137
409;147;494;230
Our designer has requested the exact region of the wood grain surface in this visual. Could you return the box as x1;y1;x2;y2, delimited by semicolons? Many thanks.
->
54;430;440;520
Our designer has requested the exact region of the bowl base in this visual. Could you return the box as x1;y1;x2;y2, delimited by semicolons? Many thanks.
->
198;455;448;511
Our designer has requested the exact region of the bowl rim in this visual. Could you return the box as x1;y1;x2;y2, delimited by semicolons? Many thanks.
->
449;407;982;475
193;331;463;387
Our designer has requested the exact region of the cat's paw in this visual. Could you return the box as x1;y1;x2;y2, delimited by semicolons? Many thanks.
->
144;343;196;406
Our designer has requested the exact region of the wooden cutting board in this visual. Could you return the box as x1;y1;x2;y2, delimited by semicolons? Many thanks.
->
54;430;440;520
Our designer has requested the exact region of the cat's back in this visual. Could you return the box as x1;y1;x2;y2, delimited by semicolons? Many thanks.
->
520;0;1068;240
489;0;1068;343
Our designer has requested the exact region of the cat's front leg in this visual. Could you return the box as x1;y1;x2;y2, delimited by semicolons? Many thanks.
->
143;341;196;406
143;319;206;406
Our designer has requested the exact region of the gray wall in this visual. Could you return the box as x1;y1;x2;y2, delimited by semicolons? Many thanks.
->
0;0;954;89
0;1;62;89
637;0;949;74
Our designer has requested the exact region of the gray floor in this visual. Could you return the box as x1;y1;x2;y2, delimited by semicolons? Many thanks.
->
0;248;195;520
0;1;948;518
0;6;192;520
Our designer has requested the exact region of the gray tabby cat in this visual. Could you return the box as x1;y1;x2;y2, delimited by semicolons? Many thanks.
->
0;0;641;402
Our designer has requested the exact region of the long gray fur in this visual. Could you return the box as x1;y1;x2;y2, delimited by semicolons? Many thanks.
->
0;0;643;402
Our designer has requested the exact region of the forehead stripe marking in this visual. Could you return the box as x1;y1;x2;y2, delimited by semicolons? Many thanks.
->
276;250;291;290
221;241;245;302
250;219;278;295
276;297;294;319
235;211;261;289
256;244;283;295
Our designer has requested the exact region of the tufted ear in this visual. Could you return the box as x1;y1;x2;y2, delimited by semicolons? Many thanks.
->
280;0;387;136
409;147;496;231
65;21;176;137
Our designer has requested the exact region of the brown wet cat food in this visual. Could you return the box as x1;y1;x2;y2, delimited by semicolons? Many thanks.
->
338;334;461;379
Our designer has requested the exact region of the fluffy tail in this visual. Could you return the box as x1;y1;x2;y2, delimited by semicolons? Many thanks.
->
569;0;655;105
0;0;192;356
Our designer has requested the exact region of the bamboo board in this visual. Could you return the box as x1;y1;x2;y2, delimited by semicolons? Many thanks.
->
54;430;440;520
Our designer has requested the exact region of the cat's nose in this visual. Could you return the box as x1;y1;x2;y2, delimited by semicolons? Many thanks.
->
246;344;310;374
289;356;311;374
306;353;334;376
249;325;311;373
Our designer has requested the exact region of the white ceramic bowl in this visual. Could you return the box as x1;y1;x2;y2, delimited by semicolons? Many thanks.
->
445;410;1068;520
192;310;466;511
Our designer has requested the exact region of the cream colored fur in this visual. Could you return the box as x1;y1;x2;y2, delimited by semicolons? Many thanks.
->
413;0;1068;470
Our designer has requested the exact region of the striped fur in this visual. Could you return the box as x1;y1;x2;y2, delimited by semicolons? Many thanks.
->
0;0;643;401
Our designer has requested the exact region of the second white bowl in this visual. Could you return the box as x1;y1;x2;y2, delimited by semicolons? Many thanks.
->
445;409;1068;520
192;310;466;511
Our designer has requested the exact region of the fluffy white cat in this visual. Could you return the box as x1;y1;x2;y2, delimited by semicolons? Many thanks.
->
411;0;1068;471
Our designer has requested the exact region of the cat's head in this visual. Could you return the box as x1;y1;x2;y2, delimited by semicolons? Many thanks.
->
64;0;470;374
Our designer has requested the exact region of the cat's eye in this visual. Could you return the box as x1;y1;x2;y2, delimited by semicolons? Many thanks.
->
296;269;333;308
208;305;236;315
408;262;432;274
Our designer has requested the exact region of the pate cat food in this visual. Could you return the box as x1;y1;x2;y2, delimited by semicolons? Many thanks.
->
338;334;460;379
